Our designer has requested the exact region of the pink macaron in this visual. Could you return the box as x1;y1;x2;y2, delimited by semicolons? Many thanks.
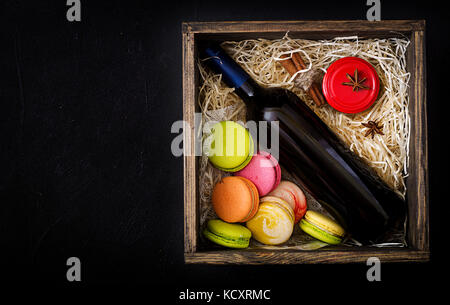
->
268;181;307;224
234;151;281;196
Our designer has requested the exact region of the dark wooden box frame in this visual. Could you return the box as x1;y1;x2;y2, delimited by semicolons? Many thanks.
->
182;20;429;264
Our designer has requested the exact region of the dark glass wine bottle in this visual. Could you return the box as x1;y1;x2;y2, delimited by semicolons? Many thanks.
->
203;45;406;244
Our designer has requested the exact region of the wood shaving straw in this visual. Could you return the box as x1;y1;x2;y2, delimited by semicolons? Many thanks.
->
198;34;410;226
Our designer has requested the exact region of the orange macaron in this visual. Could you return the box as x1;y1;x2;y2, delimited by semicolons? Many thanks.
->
212;176;260;223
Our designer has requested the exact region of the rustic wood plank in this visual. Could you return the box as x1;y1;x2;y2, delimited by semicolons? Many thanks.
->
407;30;429;251
185;20;425;34
196;32;407;42
183;26;197;253
185;249;430;264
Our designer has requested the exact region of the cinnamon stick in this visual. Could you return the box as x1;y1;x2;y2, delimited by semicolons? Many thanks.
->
291;52;327;106
291;52;306;71
279;54;298;76
280;53;326;107
280;55;320;106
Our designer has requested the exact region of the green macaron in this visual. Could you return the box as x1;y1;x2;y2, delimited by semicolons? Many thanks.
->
299;210;346;245
203;219;252;249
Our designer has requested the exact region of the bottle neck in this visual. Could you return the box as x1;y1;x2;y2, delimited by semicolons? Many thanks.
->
203;45;261;97
234;77;260;101
203;45;265;120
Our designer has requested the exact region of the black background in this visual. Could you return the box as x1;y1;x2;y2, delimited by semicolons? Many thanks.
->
0;0;448;296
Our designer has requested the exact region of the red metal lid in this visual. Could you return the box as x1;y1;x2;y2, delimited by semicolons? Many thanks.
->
322;57;380;114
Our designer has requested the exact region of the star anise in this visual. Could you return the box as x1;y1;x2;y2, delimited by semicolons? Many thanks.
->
361;120;384;139
342;69;370;91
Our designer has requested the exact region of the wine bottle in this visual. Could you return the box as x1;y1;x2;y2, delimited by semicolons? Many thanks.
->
203;45;406;244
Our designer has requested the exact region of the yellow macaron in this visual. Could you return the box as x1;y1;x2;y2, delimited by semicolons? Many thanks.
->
299;210;346;245
246;196;295;245
204;121;254;172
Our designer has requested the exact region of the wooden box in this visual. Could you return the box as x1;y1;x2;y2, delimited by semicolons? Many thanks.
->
182;20;429;264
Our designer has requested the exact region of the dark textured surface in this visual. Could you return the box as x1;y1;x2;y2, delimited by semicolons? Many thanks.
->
0;0;447;290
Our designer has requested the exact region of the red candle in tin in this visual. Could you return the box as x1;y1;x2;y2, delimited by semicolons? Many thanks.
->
322;57;380;113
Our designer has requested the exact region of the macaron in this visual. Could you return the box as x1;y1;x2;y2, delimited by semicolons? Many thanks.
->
234;151;281;196
246;196;295;245
212;176;259;223
203;219;252;249
205;121;254;172
267;181;307;224
299;210;346;245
